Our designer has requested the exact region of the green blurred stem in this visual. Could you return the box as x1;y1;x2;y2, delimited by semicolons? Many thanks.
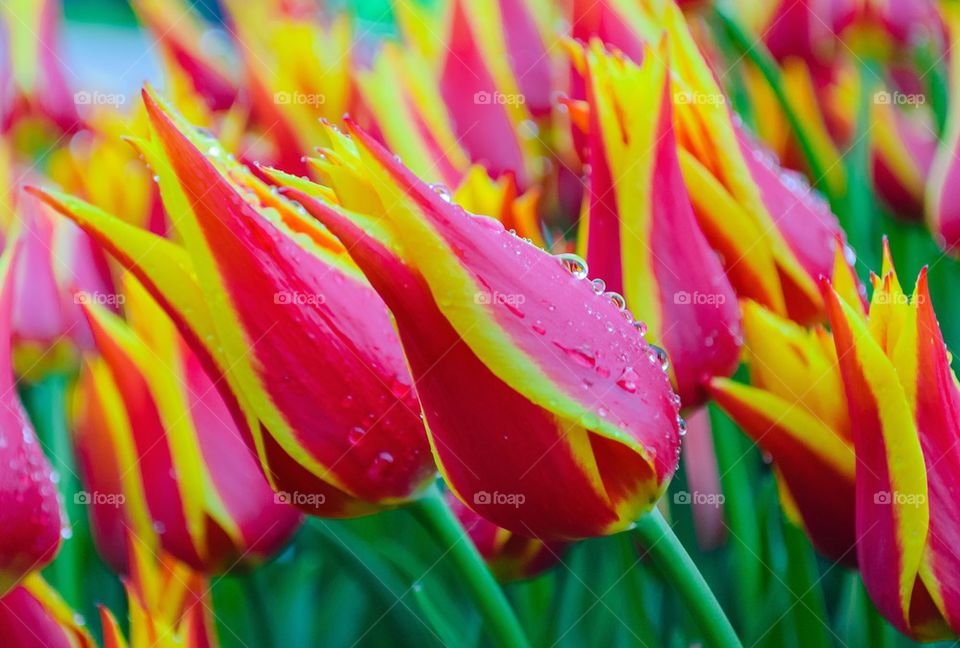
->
634;509;742;648
411;490;531;648
709;403;762;641
782;522;830;648
240;571;274;648
846;58;881;272
21;373;80;608
713;7;831;196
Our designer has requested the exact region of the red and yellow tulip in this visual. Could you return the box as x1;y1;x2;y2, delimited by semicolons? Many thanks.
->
570;39;741;409
32;90;437;517
569;0;855;324
73;276;301;574
0;574;95;647
0;241;63;596
99;534;219;648
926;4;960;254
277;119;682;541
824;245;960;640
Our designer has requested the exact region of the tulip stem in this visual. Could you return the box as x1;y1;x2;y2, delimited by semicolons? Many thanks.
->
411;491;531;648
635;509;742;648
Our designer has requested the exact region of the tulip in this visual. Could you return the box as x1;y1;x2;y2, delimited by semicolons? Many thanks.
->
73;275;302;574
0;241;63;597
397;0;543;187
569;0;855;324
30;89;437;517
99;533;218;648
0;574;95;647
708;243;864;563
356;44;471;188
10;192;118;378
129;0;238;113
926;4;960;254
570;39;741;408
278;118;739;647
445;491;566;583
0;0;79;136
278;118;681;540
824;245;960;640
872;96;938;221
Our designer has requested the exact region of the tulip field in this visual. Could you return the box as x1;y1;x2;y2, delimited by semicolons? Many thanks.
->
5;0;960;645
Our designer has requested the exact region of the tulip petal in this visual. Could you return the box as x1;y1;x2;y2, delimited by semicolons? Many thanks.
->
825;284;929;635
708;378;855;562
0;241;61;596
140;90;434;510
576;39;741;407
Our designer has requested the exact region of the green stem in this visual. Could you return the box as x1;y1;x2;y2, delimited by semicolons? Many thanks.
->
635;509;742;648
411;490;530;648
713;7;831;197
20;373;81;608
240;571;275;648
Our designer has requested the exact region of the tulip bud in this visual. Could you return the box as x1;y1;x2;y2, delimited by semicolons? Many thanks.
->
73;276;302;574
31;89;437;517
824;243;960;640
0;241;62;596
571;39;741;409
0;574;95;647
926;5;960;254
278;119;682;540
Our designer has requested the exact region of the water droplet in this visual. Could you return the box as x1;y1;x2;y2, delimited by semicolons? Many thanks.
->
591;278;606;294
616;367;640;393
429;183;452;202
677;416;687;437
555;253;588;279
633;321;648;336
553;342;596;368
605;292;626;311
348;427;366;444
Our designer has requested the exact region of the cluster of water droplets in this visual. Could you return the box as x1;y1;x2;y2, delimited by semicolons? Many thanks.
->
552;252;687;439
